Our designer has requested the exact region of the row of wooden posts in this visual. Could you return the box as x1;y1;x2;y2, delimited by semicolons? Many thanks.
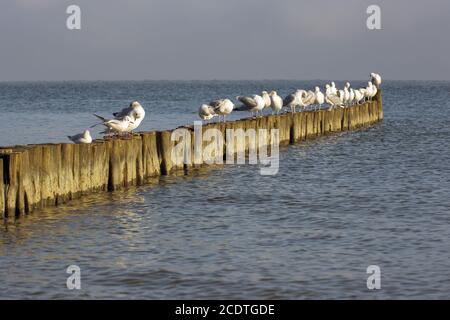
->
0;92;383;219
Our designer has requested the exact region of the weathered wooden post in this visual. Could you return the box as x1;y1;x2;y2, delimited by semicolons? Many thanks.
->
0;158;4;218
377;91;383;120
291;112;302;142
90;140;110;191
141;131;162;178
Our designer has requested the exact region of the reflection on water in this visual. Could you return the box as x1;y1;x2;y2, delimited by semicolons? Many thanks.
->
1;81;450;299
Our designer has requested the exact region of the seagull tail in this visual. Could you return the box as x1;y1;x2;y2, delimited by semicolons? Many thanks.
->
93;114;107;121
90;114;107;128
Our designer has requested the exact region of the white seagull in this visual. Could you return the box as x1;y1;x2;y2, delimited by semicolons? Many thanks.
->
314;86;325;110
93;114;134;136
300;90;316;111
269;91;283;115
370;73;382;88
198;104;217;122
113;101;146;132
343;82;352;106
349;88;355;106
353;89;364;104
371;82;378;99
330;82;338;95
67;130;92;144
261;91;272;113
326;92;344;109
365;81;377;100
209;98;234;122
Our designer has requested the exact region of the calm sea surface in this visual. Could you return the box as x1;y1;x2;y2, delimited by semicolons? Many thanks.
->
1;80;450;299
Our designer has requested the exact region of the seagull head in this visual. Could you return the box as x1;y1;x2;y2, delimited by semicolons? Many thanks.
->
83;130;91;137
130;101;142;108
269;90;277;96
315;86;321;92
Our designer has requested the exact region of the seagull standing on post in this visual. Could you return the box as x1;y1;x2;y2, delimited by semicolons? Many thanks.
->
370;73;382;88
209;98;234;122
283;92;299;114
261;91;272;114
92;115;135;136
314;87;325;110
198;104;217;122
112;101;146;133
269;91;283;115
235;95;265;117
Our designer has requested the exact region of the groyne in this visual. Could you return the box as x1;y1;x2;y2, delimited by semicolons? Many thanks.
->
0;92;383;219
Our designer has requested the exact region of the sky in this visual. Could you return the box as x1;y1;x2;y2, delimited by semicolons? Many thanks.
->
0;0;449;81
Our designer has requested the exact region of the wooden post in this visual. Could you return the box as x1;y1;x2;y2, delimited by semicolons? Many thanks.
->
0;158;4;218
377;91;383;120
305;112;314;138
291;112;302;142
141;132;161;178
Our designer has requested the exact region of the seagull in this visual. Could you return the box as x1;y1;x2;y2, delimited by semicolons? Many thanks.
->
349;88;355;106
92;114;134;136
261;91;272;113
209;98;234;122
338;88;346;106
235;95;265;117
326;92;344;109
365;81;377;101
300;90;316;111
371;82;378;99
67;130;92;144
370;73;382;88
330;82;338;95
113;101;146;132
269;91;283;115
359;88;367;102
343;83;351;107
283;89;315;113
314;86;325;110
353;89;364;104
198;104;217;122
283;93;298;114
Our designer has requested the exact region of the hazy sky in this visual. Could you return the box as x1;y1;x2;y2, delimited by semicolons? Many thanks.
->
1;0;449;81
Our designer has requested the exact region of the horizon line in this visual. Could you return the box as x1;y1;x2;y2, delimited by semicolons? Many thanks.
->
0;78;449;83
